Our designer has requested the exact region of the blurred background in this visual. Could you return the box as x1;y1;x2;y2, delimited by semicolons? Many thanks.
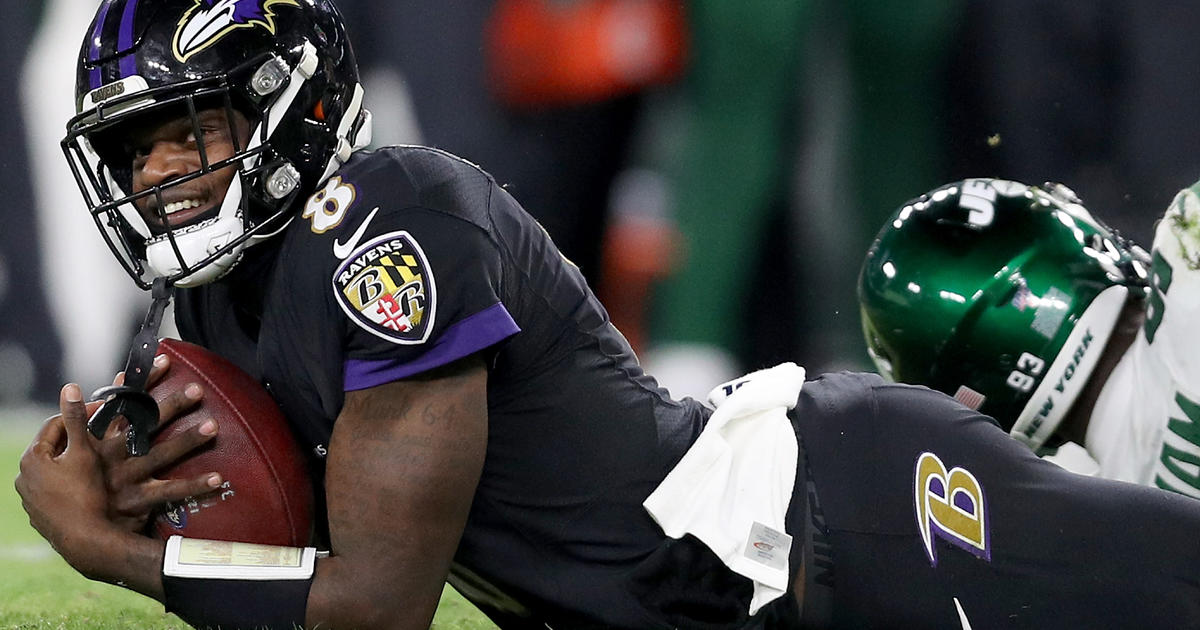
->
4;0;1197;410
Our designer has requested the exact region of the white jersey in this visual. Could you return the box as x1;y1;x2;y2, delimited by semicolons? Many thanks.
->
1085;181;1200;496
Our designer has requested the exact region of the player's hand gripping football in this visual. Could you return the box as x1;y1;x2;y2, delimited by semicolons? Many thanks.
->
16;384;116;577
93;354;224;532
14;382;172;580
15;355;224;559
16;381;197;594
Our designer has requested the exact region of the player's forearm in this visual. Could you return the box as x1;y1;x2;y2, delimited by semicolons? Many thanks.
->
304;357;489;629
306;554;445;630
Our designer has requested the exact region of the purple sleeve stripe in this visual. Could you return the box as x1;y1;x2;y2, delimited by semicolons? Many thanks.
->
344;302;520;391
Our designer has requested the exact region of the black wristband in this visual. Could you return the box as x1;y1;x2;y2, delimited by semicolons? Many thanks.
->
162;572;313;630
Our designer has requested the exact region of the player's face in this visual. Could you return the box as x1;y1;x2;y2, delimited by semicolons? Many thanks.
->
128;107;251;233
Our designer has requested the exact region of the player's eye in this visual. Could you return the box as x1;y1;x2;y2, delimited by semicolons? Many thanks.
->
191;124;227;144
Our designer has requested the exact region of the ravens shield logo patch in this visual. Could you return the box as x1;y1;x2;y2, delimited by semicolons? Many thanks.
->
332;230;436;344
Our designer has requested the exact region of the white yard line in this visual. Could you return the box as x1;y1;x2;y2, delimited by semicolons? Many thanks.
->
0;541;56;562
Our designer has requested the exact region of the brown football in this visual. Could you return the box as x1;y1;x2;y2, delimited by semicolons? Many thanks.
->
147;338;313;547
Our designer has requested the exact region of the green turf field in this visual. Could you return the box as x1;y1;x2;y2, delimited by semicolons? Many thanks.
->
0;408;496;629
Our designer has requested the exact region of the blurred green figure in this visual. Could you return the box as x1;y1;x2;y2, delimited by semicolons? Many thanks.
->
646;0;963;400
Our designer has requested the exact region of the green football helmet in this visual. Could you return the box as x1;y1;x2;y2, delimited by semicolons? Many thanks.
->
858;179;1149;450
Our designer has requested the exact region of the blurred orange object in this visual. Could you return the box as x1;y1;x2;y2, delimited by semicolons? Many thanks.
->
486;0;688;108
599;216;681;355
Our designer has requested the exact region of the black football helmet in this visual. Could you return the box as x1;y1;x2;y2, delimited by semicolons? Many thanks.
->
63;0;372;288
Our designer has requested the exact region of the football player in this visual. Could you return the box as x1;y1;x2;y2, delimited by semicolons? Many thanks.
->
17;3;1200;629
860;178;1200;494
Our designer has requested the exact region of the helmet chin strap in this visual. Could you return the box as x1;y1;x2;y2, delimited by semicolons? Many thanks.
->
1010;285;1129;450
144;175;248;286
87;277;175;456
317;83;372;184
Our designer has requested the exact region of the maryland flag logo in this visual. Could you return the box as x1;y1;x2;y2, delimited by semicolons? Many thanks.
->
173;0;299;62
332;231;436;344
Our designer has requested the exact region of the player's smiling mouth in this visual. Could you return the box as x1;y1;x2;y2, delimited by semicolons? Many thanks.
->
164;198;203;215
144;195;216;231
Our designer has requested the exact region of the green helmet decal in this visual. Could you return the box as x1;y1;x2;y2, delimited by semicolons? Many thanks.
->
858;179;1149;449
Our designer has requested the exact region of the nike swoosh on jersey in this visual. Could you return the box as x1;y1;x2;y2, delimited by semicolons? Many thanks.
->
954;597;973;630
333;206;381;260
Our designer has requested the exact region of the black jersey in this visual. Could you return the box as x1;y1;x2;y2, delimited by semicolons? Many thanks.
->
175;146;1200;629
790;374;1200;629
175;146;720;628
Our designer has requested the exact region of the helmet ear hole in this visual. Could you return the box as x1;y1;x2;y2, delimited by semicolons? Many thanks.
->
313;99;326;121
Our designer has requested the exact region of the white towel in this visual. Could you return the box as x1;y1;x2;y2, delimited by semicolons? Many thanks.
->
643;362;805;615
